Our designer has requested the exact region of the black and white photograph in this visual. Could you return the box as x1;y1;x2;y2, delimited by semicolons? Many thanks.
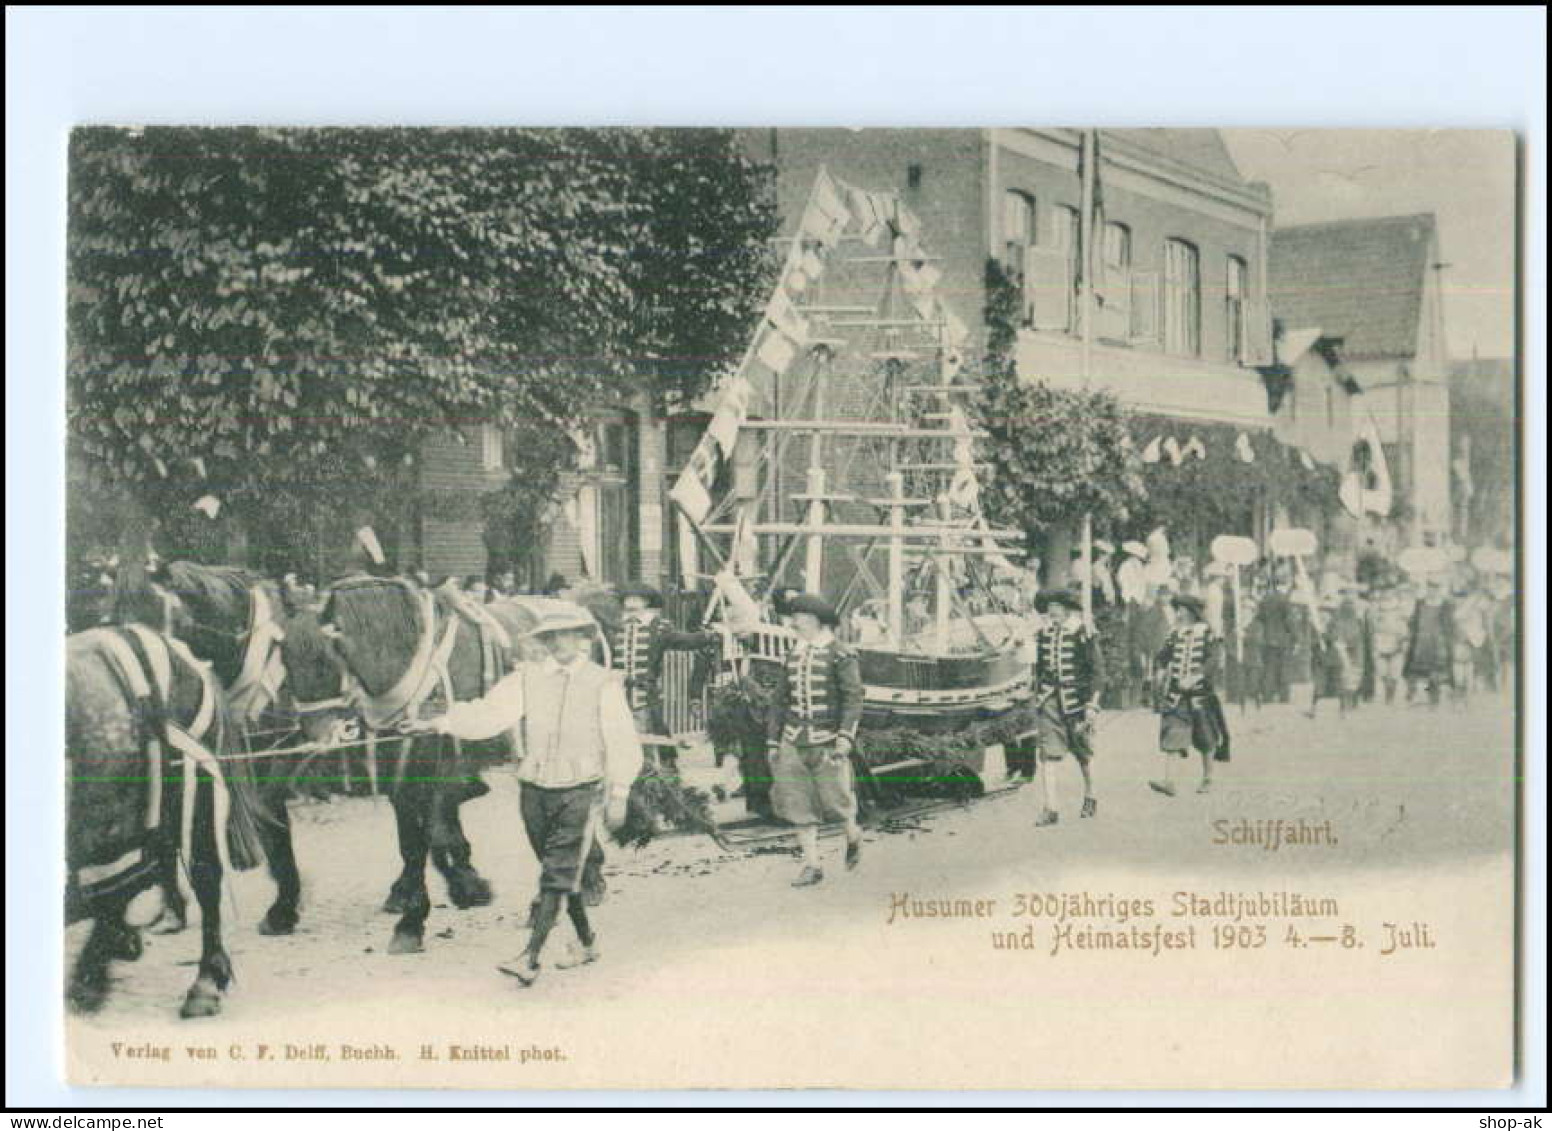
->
8;6;1544;1109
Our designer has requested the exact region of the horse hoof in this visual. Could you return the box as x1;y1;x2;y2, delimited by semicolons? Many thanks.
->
67;980;109;1015
151;912;187;936
109;929;144;963
179;990;222;1019
449;879;494;910
387;931;424;955
258;909;298;936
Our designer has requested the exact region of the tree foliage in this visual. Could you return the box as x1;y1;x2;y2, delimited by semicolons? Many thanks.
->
972;259;1146;541
67;126;778;563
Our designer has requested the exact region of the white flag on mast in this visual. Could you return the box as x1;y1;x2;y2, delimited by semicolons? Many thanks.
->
707;376;753;457
946;406;980;509
669;441;718;524
1339;407;1394;517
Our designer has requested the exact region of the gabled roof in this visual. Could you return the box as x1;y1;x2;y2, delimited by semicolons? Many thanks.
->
1101;129;1250;189
1270;213;1437;361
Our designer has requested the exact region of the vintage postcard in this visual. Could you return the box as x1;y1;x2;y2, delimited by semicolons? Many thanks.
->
61;126;1520;1091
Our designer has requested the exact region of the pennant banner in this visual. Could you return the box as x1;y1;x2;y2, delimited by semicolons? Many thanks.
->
669;445;716;525
706;376;753;457
756;328;797;375
766;287;809;345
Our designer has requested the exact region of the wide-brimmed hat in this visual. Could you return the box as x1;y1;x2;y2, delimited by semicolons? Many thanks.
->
1093;539;1115;556
616;581;664;608
1035;589;1082;613
1122;540;1148;559
527;604;599;638
785;593;840;627
1170;593;1206;617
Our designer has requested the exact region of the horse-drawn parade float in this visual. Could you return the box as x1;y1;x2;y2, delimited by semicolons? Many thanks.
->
63;170;1041;1019
675;167;1039;824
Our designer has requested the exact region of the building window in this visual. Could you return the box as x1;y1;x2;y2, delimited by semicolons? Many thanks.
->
1002;190;1036;322
1056;207;1081;331
1226;255;1248;363
1002;190;1035;264
1103;222;1132;270
480;424;503;471
1163;238;1201;357
1055;205;1080;254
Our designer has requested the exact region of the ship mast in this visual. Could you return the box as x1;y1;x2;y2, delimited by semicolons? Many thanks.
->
672;165;1025;650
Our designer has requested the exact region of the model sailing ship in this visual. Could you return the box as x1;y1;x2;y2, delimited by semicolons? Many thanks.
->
670;168;1034;752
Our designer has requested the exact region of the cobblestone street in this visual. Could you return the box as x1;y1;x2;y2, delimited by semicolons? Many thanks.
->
66;686;1516;1089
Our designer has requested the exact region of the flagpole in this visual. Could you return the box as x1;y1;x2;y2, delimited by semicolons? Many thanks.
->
1079;128;1096;631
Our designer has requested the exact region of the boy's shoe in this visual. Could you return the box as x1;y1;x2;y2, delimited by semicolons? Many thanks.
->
791;865;825;888
1080;797;1097;818
555;941;601;969
1149;780;1177;798
497;956;541;986
1034;808;1059;827
845;838;862;870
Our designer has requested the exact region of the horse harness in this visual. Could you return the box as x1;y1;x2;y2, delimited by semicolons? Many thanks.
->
297;579;480;793
70;625;235;911
226;583;288;723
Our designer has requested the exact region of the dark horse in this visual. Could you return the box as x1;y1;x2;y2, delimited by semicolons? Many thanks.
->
66;624;264;1017
151;563;507;953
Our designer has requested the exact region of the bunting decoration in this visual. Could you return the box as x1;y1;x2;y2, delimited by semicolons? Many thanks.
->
1141;436;1162;464
1183;435;1207;462
1163;436;1184;466
669;438;720;525
946;406;980;509
1235;432;1256;463
756;330;797;375
800;169;852;250
847;185;890;247
714;568;763;632
670;166;990;542
706;376;753;457
192;495;221;519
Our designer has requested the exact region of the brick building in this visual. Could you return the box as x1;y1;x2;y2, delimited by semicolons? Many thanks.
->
417;132;1416;589
733;129;1311;578
737;129;1278;415
404;398;683;589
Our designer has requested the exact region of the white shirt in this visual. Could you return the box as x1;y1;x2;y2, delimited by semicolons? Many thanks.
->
435;655;642;797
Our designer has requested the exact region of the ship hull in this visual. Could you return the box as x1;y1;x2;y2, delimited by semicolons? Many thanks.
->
857;645;1031;729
